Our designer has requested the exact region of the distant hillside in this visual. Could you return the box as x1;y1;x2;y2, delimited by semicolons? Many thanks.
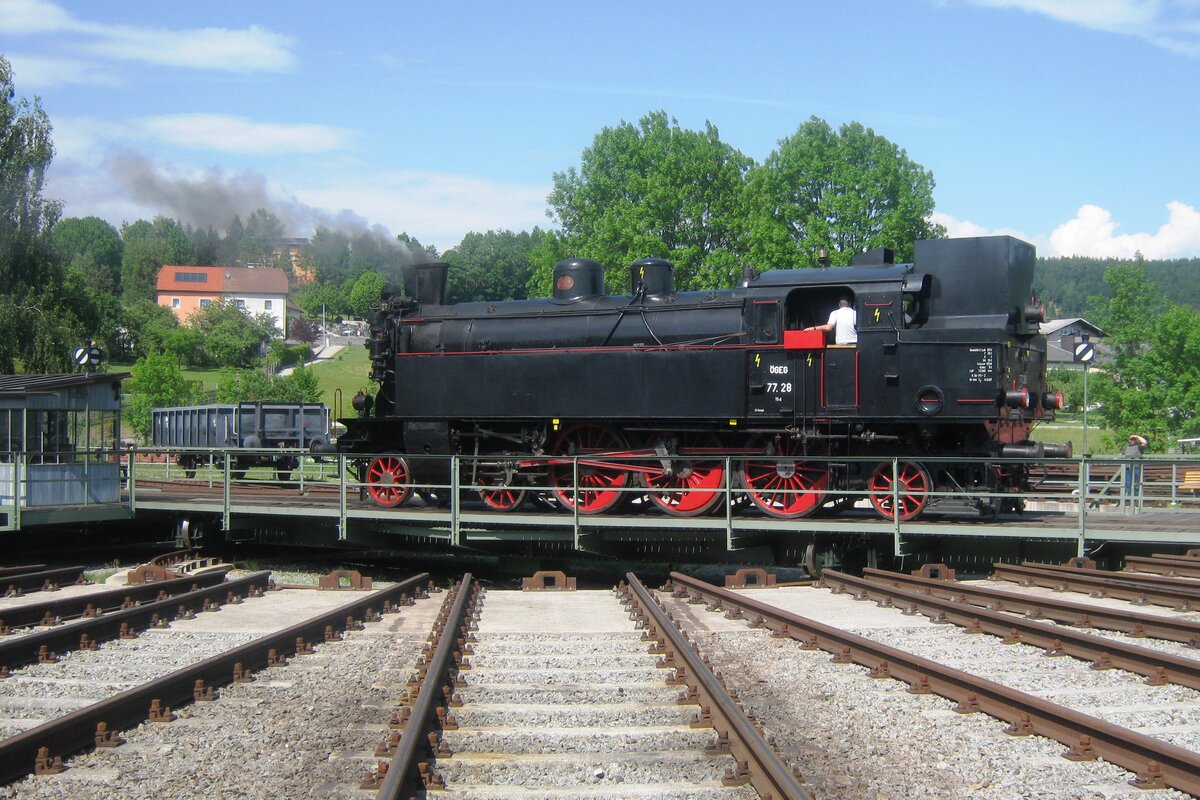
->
1035;255;1200;318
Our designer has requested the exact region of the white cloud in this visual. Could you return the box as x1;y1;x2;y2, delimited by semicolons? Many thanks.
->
1049;202;1200;258
935;203;1200;259
930;211;1036;243
965;0;1200;56
84;24;295;73
4;53;120;88
0;0;76;34
0;0;296;73
141;114;355;155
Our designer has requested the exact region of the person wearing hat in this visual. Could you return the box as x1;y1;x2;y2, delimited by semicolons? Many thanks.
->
1123;433;1148;501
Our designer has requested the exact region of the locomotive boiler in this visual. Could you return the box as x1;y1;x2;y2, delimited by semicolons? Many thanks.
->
339;235;1067;520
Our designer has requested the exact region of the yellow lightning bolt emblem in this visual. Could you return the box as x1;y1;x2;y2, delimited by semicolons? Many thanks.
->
874;308;881;322
755;354;761;367
807;354;813;367
639;266;645;279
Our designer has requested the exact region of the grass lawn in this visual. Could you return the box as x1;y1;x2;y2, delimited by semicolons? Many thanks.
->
309;344;371;417
179;366;231;397
1034;420;1116;456
167;346;372;414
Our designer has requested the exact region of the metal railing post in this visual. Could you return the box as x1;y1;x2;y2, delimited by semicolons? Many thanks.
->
725;455;734;551
451;454;461;547
1076;457;1088;556
12;452;22;531
891;457;902;555
222;451;231;531
572;457;581;551
127;447;136;510
338;454;347;541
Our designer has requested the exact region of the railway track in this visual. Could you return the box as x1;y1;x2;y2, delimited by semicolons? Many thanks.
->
375;575;804;799
4;559;1200;798
663;570;1200;798
0;565;436;795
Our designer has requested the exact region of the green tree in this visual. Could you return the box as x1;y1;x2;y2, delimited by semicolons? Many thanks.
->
293;280;351;319
444;229;543;303
1088;265;1200;450
305;227;351;283
1047;368;1085;414
52;216;124;296
125;352;196;440
215;368;271;402
215;366;321;403
535;111;754;294
188;300;277;367
240;208;284;267
121;216;193;302
122;299;180;359
0;55;82;373
274;366;321;403
188;224;221;266
746;117;943;267
397;232;438;258
52;217;125;352
220;214;244;266
349;271;388;317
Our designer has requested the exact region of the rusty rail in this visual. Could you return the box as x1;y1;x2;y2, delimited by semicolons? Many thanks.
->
1017;561;1200;593
822;569;1200;691
375;574;474;798
991;563;1200;610
1124;555;1200;579
0;569;229;631
861;567;1200;647
669;571;1200;796
0;572;430;785
0;571;263;673
624;572;811;800
1;567;87;596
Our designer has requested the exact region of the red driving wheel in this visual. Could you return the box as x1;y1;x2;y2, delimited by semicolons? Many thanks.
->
643;434;726;517
549;423;631;515
477;480;526;512
868;461;931;521
365;454;413;508
739;437;828;519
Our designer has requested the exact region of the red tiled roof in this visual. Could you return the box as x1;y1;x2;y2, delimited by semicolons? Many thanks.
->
155;266;288;294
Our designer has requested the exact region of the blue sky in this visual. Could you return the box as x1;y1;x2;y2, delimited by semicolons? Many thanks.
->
3;0;1199;259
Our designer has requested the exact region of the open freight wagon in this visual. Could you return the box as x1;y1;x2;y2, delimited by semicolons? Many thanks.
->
151;402;330;479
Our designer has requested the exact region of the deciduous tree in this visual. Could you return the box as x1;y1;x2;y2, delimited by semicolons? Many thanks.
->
348;271;387;317
746;117;942;267
125;352;196;440
535;111;753;294
0;55;81;373
444;229;543;303
121;216;193;302
1090;264;1200;449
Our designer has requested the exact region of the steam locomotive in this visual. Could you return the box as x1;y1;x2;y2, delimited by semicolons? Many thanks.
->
338;235;1067;521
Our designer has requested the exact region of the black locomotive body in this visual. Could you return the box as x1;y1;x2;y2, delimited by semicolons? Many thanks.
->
340;235;1065;520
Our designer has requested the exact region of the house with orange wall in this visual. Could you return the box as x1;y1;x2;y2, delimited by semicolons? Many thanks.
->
156;265;290;336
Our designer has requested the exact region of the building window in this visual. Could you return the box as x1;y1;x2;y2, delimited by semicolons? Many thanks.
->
175;271;207;283
200;298;212;308
236;299;246;309
264;300;273;310
171;298;180;308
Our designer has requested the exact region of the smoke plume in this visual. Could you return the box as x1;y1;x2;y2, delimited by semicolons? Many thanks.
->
105;151;425;258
